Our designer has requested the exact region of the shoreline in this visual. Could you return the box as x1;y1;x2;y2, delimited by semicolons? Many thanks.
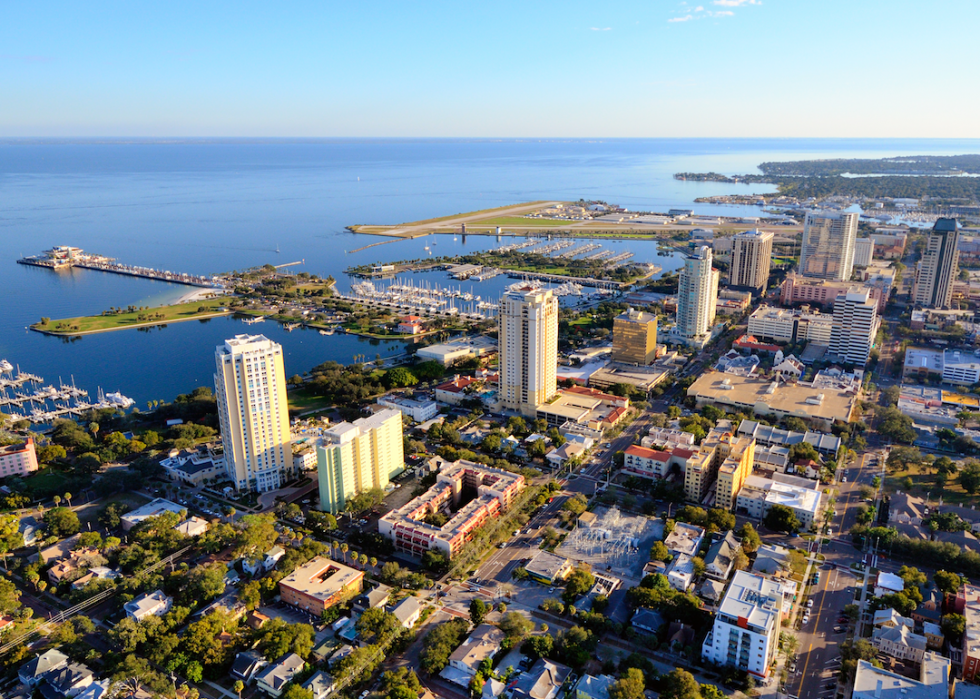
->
171;288;228;305
31;311;234;337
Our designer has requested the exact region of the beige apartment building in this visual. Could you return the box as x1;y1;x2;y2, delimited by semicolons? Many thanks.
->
729;230;773;296
677;246;720;341
715;435;756;511
498;282;558;416
913;218;959;309
214;335;293;493
611;308;659;365
316;409;404;514
798;211;859;281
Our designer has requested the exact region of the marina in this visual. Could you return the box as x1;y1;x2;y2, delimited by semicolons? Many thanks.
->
0;362;135;424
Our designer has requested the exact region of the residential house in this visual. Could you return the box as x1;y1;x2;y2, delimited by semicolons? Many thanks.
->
124;590;172;621
246;611;270;630
19;649;69;688
434;376;477;406
752;544;790;576
174;516;209;538
71;567;121;591
546;442;586;469
390;596;422;629
872;624;927;664
888;493;926;527
663;523;705;558
923;622;944;651
697;579;727;605
255;654;306;697
74;681;109;699
48;547;102;585
574;675;616;699
873;609;913;630
631;609;666;635
244;546;286;576
510;659;573;699
666;555;696;592
704;531;740;581
301;672;336;699
874;572;905;598
353;584;392;613
913;588;944;626
443;624;505;686
39;663;94;699
483;679;506;699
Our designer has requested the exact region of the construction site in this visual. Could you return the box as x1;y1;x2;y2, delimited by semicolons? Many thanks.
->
555;506;663;583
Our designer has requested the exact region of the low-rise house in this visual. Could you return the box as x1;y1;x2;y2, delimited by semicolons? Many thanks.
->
301;671;336;699
70;566;120;591
914;588;944;626
174;516;209;538
664;523;705;558
443;624;505;686
353;584;392;613
124;590;172;621
246;610;270;630
434;376;477;406
631;608;666;635
19;516;42;547
752;543;790;575
873;609;913;630
255;653;305;697
574;675;616;699
39;663;94;699
703;531;740;581
923;621;944;650
390;596;423;629
666;554;696;592
19;649;69;688
546;442;586;469
525;551;573;586
872;624;927;664
875;572;905;598
73;680;109;699
244;546;286;575
510;659;572;699
697;578;726;604
160;447;225;487
377;396;439;423
483;679;506;699
888;493;926;527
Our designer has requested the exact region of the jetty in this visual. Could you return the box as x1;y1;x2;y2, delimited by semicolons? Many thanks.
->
18;246;224;289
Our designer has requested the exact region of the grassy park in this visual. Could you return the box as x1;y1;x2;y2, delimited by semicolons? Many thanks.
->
33;296;232;335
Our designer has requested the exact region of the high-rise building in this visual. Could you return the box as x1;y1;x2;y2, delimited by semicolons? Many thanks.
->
715;435;756;511
612;308;658;365
676;246;720;341
214;335;293;492
316;409;404;514
913;218;959;309
853;238;875;268
798;211;859;281
729;229;774;295
829;288;879;366
498;283;558;416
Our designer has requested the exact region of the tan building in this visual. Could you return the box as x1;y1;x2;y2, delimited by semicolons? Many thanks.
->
612;309;658;365
914;218;959;309
214;335;293;492
799;211;858;281
498;283;558;416
316;409;404;514
677;246;720;341
715;435;756;511
278;557;364;614
729;230;773;296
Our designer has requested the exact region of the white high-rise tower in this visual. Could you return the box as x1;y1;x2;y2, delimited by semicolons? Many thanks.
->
677;246;720;341
498;282;558;416
214;335;293;492
829;288;879;366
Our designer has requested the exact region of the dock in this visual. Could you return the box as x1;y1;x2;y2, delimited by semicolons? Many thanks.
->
18;245;224;288
503;271;625;289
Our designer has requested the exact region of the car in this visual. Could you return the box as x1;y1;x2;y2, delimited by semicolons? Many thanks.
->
842;476;847;482
549;587;556;593
834;626;845;634
806;600;814;608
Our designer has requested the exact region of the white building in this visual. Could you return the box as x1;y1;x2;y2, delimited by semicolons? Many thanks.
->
124;590;172;621
666;554;696;591
746;306;832;346
853;238;875;268
729;230;774;295
735;474;821;529
377;395;438;422
799;211;859;281
914;218;959;309
701;571;782;678
829;288;879;366
875;572;905;598
498;283;558;416
852;654;949;699
943;350;980;386
872;624;927;664
214;335;294;492
676;246;720;341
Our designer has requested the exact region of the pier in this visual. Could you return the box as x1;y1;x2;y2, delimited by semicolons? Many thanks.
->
503;270;626;289
18;246;224;288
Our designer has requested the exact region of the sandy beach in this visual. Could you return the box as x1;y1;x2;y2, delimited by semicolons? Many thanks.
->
172;287;227;305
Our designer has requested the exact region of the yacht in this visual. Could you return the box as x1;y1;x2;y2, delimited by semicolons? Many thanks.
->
0;360;12;373
105;392;135;409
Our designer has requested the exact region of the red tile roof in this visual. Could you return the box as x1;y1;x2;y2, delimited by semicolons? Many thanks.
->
435;376;475;393
626;445;670;461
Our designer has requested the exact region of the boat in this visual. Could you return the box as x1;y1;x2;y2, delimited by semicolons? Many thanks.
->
0;360;12;373
105;392;135;409
242;316;265;325
284;322;301;331
319;329;334;336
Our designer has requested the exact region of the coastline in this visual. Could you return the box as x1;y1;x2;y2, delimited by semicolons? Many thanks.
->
31;311;235;337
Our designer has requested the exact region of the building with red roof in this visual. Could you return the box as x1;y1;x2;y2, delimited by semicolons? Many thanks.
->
397;316;424;334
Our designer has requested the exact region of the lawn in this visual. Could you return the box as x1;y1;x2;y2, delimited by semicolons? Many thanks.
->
473;216;571;227
568;317;594;327
884;460;980;506
287;388;337;415
35;297;231;334
76;491;152;527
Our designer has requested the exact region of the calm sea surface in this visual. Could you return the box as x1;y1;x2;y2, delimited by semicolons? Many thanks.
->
1;138;979;410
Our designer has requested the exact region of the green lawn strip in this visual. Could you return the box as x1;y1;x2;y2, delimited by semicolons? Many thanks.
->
36;297;230;333
472;216;572;227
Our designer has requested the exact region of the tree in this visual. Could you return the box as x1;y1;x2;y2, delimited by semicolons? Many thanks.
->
660;668;702;699
357;608;401;643
419;617;469;674
110;617;148;653
499;611;533;639
384;367;419;389
942;613;967;643
470;598;488;627
233;681;245;699
898;566;927;589
935;570;963;596
877;407;917;444
789;442;820;464
738;522;761;553
0;577;22;614
109;654;170;699
961;461;980;495
563;566;596;603
184;661;204;683
763;504;801;533
281;686;314;699
235;513;278;558
44;507;81;538
521;633;554;661
0;514;24;571
650;541;671;562
609;669;646;699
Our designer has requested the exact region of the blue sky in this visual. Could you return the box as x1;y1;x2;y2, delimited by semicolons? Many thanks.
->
2;1;977;137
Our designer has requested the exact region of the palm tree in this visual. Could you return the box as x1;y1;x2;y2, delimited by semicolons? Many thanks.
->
233;681;244;699
340;543;348;563
369;556;378;569
331;540;340;559
359;553;368;567
89;422;100;440
53;495;61;508
64;492;72;508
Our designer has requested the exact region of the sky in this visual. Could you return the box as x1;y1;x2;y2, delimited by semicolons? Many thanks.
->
2;1;979;138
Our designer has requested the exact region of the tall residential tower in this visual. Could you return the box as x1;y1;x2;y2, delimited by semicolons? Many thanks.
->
799;211;859;281
913;218;959;309
729;229;774;296
829;288;879;366
676;246;720;342
498;283;558;416
214;335;293;492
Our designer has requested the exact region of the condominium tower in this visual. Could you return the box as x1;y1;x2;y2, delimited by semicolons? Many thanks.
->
798;211;859;281
498;283;558;416
316;409;404;514
214;335;293;492
612;308;658;365
913;218;959;309
729;229;774;296
676;246;720;341
829;288;879;366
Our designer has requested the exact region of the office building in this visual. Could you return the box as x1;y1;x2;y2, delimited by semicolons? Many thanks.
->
729;230;774;295
798;211;859;281
676;246;720;341
735;474;821;529
914;218;960;309
278;557;364;614
316;409;404;514
829;288;879;366
214;335;293;493
498;282;558;416
746;306;833;345
379;459;524;559
853;238;875;268
611;308;659;365
701;571;782;678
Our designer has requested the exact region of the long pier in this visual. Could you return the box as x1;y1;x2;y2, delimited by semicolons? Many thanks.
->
504;271;625;289
18;247;224;288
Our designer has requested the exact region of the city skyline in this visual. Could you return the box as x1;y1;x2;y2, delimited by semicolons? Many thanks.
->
2;2;978;137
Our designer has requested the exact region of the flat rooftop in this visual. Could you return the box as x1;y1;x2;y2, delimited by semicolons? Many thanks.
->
279;557;362;600
718;571;782;634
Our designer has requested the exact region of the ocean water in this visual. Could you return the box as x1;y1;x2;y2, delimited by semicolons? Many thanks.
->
1;137;979;409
